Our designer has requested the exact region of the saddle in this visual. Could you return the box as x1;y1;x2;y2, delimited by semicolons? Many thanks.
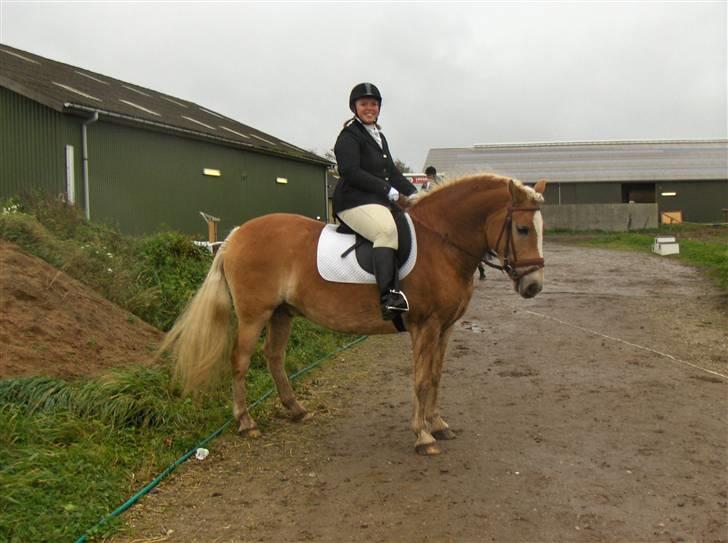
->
316;211;417;284
336;211;412;273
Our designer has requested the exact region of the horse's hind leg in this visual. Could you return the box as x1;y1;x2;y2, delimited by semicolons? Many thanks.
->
231;317;269;437
264;307;308;421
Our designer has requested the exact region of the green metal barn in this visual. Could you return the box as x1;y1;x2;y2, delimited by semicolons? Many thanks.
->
0;44;331;237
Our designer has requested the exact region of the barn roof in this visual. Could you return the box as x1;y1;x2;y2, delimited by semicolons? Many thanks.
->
0;44;330;166
425;139;728;183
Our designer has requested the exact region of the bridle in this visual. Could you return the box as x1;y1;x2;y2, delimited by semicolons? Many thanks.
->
410;204;545;282
483;206;545;282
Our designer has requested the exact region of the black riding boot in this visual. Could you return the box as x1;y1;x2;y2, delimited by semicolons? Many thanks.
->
372;247;409;320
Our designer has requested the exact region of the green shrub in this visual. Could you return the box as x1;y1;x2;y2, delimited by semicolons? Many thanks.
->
0;195;211;330
134;232;212;330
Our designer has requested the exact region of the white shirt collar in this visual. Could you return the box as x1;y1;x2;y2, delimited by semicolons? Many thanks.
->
356;117;383;148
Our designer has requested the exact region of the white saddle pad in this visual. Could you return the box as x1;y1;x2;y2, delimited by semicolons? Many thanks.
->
317;214;417;284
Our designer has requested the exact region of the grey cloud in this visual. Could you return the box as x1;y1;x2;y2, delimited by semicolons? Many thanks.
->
1;1;725;170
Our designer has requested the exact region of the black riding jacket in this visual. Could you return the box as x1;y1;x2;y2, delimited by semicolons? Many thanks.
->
333;119;417;216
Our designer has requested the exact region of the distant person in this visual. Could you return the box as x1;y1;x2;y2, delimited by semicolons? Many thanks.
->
332;82;418;321
423;165;438;191
477;252;499;281
477;259;487;280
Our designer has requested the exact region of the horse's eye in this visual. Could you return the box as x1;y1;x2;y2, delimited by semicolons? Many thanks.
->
516;226;530;235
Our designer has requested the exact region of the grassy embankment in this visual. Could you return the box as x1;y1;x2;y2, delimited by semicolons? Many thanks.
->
0;194;358;542
549;223;728;295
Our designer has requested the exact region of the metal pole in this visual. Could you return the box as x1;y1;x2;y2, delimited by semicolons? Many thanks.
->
82;112;99;221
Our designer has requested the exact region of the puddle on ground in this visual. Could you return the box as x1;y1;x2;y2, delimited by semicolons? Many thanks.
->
460;320;485;333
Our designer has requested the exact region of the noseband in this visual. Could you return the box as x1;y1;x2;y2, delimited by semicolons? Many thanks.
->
484;206;545;281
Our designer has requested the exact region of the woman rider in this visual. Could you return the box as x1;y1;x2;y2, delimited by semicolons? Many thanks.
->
333;83;418;321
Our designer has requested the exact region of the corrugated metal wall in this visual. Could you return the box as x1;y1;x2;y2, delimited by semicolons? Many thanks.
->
88;121;326;236
656;180;728;223
543;180;727;222
0;87;83;203
546;182;621;205
2;86;327;236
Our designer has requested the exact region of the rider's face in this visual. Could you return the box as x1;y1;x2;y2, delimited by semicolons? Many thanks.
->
355;98;380;125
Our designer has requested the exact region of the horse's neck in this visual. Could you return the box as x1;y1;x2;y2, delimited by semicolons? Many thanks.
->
412;180;508;263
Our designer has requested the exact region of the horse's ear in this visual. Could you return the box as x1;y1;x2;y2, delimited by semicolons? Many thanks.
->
508;179;526;204
534;179;547;194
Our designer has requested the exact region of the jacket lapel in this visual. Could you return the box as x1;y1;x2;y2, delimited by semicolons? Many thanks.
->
351;121;384;153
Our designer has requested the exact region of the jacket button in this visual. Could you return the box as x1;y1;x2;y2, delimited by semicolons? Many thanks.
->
385;177;390;181
383;154;388;158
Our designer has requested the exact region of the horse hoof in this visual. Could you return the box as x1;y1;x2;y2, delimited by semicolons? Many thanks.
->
292;411;314;423
415;442;442;456
432;428;456;440
239;428;262;439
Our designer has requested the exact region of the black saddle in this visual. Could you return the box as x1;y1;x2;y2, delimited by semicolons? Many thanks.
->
336;211;412;273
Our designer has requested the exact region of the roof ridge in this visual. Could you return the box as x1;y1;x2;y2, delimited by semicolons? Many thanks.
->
0;42;330;166
471;138;728;149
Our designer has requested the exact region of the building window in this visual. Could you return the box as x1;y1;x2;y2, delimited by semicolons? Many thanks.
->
65;145;75;204
621;183;655;203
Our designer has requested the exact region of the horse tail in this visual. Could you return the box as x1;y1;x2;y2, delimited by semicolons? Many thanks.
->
159;239;233;394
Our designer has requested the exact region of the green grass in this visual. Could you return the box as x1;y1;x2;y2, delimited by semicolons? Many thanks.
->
0;326;357;542
549;224;728;293
0;193;360;541
0;365;231;541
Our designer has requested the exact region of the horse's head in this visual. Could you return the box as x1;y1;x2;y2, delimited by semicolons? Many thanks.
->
487;178;546;299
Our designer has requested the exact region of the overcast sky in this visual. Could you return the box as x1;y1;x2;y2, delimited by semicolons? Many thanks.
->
1;1;726;170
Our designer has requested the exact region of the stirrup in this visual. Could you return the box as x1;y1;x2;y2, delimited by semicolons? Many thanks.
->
386;289;409;311
382;289;409;319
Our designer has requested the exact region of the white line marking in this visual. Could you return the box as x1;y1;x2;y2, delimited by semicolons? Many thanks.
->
523;309;728;381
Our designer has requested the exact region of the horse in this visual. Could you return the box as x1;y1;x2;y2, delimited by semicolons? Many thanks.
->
161;173;546;455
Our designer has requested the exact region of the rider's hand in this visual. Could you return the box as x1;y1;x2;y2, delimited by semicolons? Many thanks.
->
387;187;400;202
396;194;412;210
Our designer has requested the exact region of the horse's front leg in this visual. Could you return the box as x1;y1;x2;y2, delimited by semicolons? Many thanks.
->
410;321;442;455
429;325;456;441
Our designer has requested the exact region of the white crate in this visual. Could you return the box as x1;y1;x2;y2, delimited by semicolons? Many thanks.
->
652;236;680;256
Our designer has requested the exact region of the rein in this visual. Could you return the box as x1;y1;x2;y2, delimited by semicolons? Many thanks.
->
409;215;484;262
483;206;545;281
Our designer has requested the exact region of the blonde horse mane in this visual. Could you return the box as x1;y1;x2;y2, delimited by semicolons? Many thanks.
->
411;173;544;206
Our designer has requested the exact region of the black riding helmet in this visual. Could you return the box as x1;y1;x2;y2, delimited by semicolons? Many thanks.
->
349;82;382;113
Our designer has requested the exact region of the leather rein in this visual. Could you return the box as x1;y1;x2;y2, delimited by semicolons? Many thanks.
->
483;206;545;281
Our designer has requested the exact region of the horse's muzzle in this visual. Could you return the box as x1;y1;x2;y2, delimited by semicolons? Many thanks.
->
516;269;543;299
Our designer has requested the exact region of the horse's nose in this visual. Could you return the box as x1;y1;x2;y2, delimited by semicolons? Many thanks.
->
523;281;542;298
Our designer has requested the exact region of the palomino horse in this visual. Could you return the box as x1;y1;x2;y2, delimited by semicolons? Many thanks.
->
162;174;546;455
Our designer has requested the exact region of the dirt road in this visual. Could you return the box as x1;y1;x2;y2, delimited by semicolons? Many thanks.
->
121;242;727;542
